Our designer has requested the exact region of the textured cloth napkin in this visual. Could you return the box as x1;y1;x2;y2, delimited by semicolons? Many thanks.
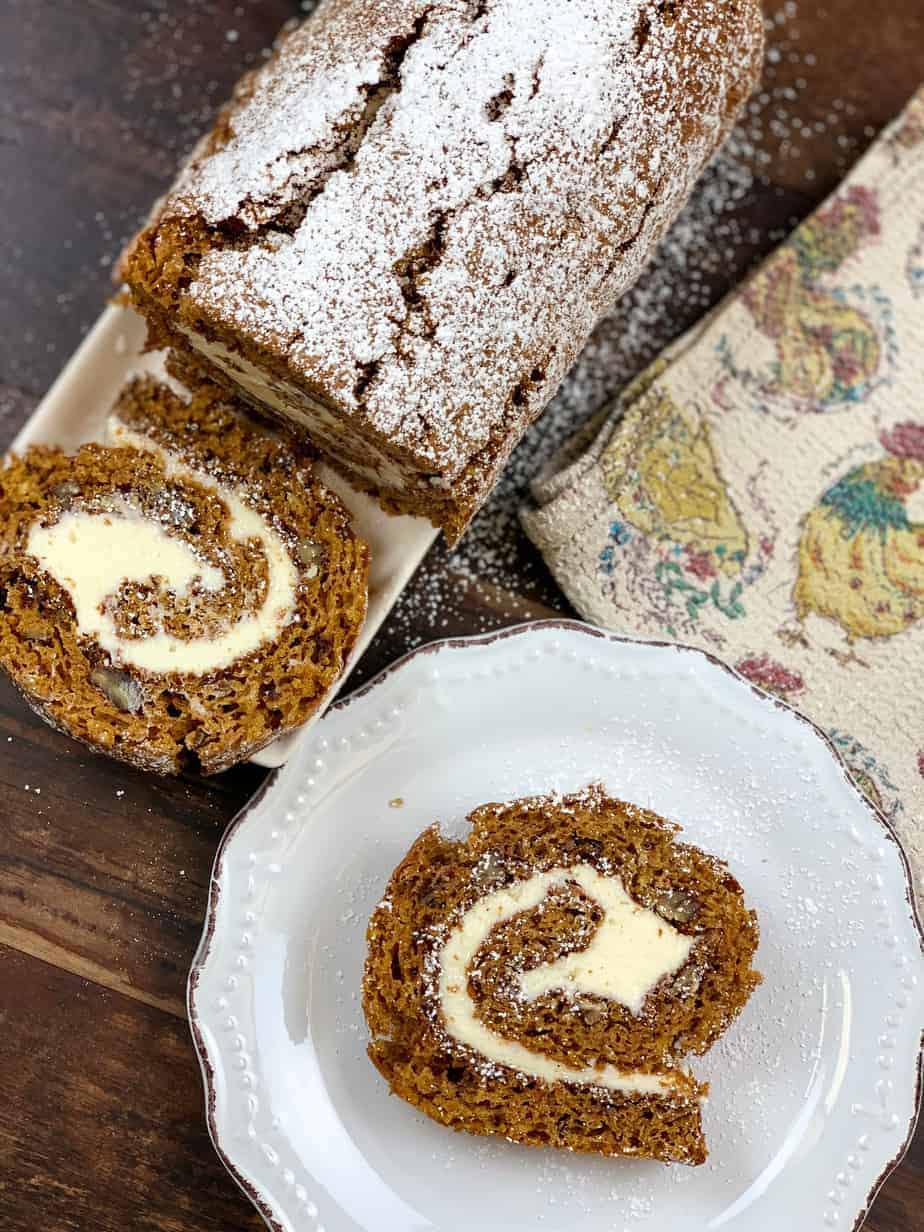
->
523;88;924;891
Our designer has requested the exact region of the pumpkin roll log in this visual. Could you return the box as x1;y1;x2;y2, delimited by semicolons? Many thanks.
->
121;0;764;543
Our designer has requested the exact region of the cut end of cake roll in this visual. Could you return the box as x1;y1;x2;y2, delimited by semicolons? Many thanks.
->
363;786;761;1164
120;0;764;543
0;376;369;774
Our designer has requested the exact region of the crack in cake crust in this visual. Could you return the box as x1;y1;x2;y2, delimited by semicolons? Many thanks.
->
230;7;438;240
123;0;764;541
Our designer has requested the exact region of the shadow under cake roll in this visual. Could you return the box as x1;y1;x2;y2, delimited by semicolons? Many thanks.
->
363;786;761;1164
0;375;369;774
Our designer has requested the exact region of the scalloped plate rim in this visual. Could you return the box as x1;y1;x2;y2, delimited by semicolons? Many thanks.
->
187;619;924;1232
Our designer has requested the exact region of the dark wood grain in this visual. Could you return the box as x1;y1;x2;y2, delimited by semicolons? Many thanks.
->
0;2;921;1230
0;946;263;1231
0;672;264;1017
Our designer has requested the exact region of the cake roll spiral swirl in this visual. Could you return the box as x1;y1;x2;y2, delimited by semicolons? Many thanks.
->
0;376;369;773
364;787;761;1164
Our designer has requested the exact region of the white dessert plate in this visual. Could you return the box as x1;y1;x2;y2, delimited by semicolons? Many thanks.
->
7;304;438;768
189;620;922;1232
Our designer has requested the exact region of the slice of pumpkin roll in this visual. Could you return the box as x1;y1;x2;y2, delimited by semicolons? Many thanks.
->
0;375;369;774
363;786;761;1165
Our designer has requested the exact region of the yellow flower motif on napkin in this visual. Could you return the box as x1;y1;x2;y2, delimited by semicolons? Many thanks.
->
794;422;924;642
602;389;749;578
717;187;894;415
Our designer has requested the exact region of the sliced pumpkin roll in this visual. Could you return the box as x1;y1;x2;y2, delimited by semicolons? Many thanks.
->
0;376;369;774
363;786;761;1165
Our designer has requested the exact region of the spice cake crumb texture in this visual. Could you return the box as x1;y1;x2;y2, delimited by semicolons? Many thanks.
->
123;0;764;542
0;375;369;775
363;785;761;1163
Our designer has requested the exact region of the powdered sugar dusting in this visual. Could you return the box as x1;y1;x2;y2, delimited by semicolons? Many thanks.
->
172;12;393;227
168;0;762;481
360;3;866;662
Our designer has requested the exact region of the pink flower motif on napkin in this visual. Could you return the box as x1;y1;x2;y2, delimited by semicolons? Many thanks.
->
735;654;805;701
880;420;924;460
684;547;718;582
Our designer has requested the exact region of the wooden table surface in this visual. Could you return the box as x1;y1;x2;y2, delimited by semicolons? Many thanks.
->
0;2;921;1229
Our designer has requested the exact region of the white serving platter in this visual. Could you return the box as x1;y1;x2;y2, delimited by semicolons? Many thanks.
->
8;304;438;768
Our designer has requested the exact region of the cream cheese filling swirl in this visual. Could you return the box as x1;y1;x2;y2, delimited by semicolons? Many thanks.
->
25;418;298;676
438;864;695;1097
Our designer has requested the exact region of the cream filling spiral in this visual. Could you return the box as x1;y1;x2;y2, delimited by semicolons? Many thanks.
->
25;418;298;676
438;864;694;1096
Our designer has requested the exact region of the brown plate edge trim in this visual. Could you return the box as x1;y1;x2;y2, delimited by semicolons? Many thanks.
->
187;766;289;1232
186;617;924;1232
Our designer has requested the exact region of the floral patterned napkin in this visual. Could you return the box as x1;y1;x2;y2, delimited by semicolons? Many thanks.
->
523;88;924;893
